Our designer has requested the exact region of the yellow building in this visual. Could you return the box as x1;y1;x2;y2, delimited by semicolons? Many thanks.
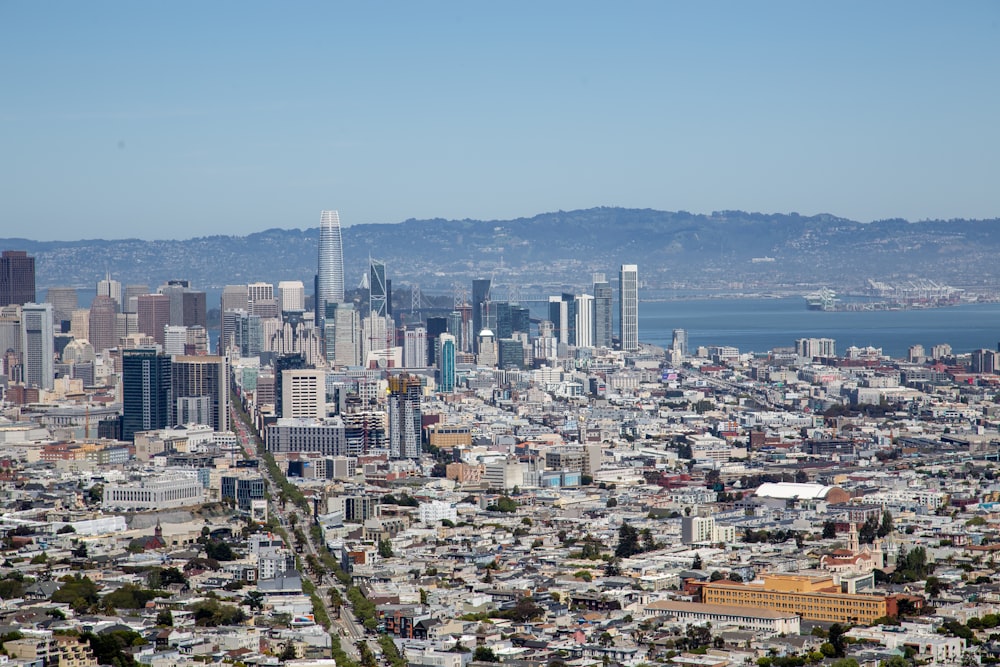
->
701;573;888;625
427;424;473;448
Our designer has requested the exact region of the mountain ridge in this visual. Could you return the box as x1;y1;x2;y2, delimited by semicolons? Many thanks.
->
5;207;1000;292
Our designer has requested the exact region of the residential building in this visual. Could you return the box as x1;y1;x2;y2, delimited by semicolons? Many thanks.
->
387;373;422;458
619;264;639;351
122;348;171;442
171;355;228;432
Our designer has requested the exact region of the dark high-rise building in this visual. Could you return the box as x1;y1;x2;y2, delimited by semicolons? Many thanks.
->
88;295;118;353
548;294;577;346
137;294;171;346
274;353;308;418
498;338;526;370
171;355;229;432
122;348;171;441
493;302;530;340
593;274;613;348
0;251;35;306
471;279;491;352
183;291;207;327
370;259;388;317
387;373;422;459
425;317;448;365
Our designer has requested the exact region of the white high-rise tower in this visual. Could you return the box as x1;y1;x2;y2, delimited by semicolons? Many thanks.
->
317;210;345;320
619;264;638;352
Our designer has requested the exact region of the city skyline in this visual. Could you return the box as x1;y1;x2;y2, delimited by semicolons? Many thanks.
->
3;2;998;241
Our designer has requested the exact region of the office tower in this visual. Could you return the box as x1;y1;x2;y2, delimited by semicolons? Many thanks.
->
369;259;388;317
0;307;22;359
239;313;264;357
221;284;249;314
88;295;118;353
672;329;689;356
330;304;361;367
278;280;306;313
246;282;274;314
164;326;188;356
45;287;77;328
69;309;90;341
97;272;122;312
362;314;392;363
20;303;53;390
0;251;35;306
477;329;498;367
123;284;149;313
115;312;137;346
251;298;279;319
548;294;577;345
221;310;244;355
593;274;613;348
437;333;456;392
182;290;206;328
425;317;448;365
619;264;639;352
137;294;171;346
403;327;427;368
274;353;307;418
121;348;171;441
281;368;326;419
575;294;594;348
498;338;526;369
471;279;491;352
317;210;345;320
446;310;464;352
171;355;228;431
186;326;208;355
387;374;422;459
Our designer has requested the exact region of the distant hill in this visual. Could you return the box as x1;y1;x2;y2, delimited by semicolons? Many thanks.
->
4;208;1000;294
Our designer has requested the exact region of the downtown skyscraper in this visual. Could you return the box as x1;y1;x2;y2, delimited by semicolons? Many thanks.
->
317;210;345;322
619;264;639;352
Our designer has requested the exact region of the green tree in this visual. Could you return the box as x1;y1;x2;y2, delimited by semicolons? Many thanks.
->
156;609;173;626
615;521;641;558
244;590;265;611
279;642;297;661
822;521;837;539
378;539;394;558
859;516;879;544
877;510;894;538
474;646;500;662
828;623;848;658
925;576;946;597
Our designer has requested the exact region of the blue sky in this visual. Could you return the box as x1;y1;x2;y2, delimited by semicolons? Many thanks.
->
2;2;998;240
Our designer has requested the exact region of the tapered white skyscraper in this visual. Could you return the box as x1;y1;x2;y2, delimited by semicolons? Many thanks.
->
317;210;345;319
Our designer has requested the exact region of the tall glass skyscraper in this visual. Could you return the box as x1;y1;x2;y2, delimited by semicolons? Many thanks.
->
593;273;613;349
20;303;53;390
122;348;171;442
369;259;387;317
317;210;345;320
437;333;456;392
619;264;639;352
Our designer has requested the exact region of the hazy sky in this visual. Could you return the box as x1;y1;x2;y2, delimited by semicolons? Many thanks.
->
3;2;999;241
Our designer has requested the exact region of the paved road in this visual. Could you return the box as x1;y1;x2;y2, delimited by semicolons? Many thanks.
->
229;402;368;658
